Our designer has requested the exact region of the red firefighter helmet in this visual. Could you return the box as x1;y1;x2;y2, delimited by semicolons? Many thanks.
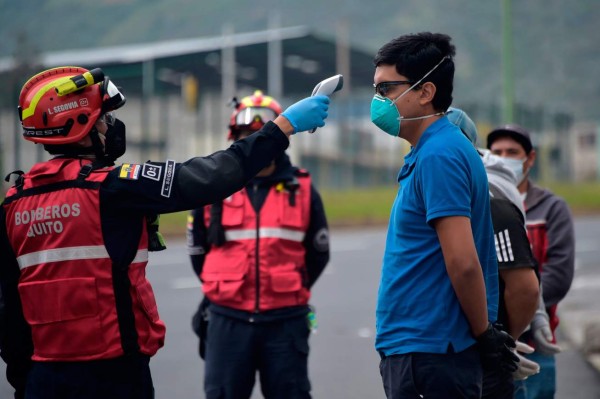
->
228;90;282;140
18;66;125;145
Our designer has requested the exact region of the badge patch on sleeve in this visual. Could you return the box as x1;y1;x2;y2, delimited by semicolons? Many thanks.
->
161;159;176;198
313;228;330;252
119;163;141;180
141;163;162;181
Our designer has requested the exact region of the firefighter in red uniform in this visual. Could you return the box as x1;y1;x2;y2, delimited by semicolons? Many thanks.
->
0;67;330;399
187;91;330;399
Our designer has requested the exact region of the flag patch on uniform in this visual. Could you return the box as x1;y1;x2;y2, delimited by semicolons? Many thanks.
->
119;163;141;180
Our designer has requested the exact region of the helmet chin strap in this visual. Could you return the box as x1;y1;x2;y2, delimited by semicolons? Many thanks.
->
88;128;112;166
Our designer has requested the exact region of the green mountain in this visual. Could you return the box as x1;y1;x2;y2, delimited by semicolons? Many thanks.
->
0;0;597;121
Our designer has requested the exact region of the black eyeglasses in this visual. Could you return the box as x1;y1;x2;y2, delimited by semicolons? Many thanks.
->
373;81;415;96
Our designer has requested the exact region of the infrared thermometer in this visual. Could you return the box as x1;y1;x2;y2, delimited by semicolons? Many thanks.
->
309;74;344;133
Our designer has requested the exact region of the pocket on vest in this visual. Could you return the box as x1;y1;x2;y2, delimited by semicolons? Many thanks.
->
202;272;245;302
18;278;108;357
269;270;302;293
279;191;304;228
134;278;160;322
220;195;245;227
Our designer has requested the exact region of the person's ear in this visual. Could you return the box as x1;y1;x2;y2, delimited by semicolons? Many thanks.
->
526;149;536;169
419;82;436;106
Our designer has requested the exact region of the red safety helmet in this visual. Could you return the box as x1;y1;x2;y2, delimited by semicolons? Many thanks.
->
228;90;282;140
18;66;125;145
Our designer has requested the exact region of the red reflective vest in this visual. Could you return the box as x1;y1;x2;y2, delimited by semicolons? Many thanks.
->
201;175;311;312
3;158;165;361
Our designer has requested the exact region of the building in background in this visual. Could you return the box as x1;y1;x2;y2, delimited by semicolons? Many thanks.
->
0;26;595;189
0;26;408;189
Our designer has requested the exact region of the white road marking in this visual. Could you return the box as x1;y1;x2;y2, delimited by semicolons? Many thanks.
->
171;277;200;289
570;275;600;290
331;242;369;252
576;240;600;254
357;327;373;338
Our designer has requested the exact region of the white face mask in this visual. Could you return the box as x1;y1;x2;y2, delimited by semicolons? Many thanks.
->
501;157;528;184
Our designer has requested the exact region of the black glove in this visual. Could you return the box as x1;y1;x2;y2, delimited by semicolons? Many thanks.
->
207;202;226;247
191;297;210;360
476;323;519;372
146;214;167;252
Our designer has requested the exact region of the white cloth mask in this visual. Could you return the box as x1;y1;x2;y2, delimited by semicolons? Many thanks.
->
501;157;528;185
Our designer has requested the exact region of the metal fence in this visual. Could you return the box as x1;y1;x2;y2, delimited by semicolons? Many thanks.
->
1;91;595;195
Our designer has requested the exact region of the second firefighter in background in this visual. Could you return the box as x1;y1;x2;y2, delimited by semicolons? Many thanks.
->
187;91;330;399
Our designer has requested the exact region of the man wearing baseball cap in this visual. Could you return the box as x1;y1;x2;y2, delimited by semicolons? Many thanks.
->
487;124;574;399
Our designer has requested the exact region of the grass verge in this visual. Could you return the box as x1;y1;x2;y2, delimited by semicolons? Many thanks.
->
158;182;600;239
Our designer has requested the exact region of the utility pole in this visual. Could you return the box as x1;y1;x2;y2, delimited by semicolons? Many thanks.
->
221;24;236;104
502;0;514;123
220;24;236;154
336;18;352;187
267;13;283;100
141;59;155;162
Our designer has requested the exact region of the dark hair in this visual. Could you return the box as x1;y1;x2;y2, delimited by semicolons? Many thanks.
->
373;32;456;111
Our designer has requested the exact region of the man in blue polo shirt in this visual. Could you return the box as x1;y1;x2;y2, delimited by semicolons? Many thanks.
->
371;32;518;398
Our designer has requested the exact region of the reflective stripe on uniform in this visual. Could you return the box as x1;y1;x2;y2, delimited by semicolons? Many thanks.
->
17;245;148;270
131;249;149;264
225;227;305;242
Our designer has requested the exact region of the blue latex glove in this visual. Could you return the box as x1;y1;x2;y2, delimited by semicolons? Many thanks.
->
281;95;330;134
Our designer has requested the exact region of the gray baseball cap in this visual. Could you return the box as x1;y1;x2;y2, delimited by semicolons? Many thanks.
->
486;124;533;154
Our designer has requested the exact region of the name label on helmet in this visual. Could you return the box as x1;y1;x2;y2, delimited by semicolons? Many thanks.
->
47;100;81;115
23;127;68;137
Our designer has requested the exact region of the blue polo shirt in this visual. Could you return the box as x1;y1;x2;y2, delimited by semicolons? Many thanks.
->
375;117;498;356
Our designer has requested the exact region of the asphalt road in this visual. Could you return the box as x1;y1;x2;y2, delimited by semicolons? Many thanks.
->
1;219;599;398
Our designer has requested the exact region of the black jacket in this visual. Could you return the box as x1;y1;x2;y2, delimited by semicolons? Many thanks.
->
0;121;289;397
